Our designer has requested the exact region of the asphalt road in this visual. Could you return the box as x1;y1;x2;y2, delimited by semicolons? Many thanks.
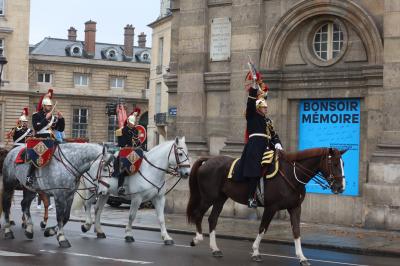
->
0;213;399;266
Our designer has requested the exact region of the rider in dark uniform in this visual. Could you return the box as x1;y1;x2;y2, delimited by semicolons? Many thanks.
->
113;108;141;195
26;93;65;186
237;86;283;208
11;108;33;147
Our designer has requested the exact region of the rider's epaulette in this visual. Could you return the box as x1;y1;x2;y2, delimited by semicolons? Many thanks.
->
115;128;123;137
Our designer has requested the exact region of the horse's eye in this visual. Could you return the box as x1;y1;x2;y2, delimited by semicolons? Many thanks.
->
179;153;183;156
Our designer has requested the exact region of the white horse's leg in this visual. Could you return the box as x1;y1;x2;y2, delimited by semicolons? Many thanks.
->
152;195;173;245
94;194;109;238
81;196;93;233
294;237;308;263
125;197;141;242
21;189;36;239
251;231;265;258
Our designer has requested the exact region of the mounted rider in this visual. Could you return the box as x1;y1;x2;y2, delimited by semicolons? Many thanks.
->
113;107;142;195
238;67;283;208
9;107;33;147
26;89;65;186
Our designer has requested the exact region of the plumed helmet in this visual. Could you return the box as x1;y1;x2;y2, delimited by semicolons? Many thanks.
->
127;114;137;125
256;98;268;109
42;97;53;106
19;107;29;122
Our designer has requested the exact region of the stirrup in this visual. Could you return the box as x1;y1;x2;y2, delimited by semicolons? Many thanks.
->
26;176;34;187
118;186;126;195
247;198;257;208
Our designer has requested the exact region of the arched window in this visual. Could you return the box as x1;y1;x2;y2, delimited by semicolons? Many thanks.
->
313;22;343;61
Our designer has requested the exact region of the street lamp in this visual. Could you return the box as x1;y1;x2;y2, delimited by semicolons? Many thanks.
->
0;56;8;86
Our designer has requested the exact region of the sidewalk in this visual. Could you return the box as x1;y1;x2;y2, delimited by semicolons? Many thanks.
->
10;192;400;257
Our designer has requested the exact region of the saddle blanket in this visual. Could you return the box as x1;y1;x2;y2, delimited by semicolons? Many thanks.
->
119;147;144;175
25;138;56;168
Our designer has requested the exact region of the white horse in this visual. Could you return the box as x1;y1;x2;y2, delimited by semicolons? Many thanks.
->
0;143;113;248
74;136;191;244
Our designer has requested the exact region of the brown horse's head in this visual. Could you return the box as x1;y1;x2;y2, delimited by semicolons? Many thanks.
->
319;148;346;194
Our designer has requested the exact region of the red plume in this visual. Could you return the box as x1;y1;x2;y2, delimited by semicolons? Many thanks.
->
22;107;29;116
36;89;54;112
133;107;141;116
47;88;54;98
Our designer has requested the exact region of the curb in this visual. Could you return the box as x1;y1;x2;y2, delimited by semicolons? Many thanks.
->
69;218;400;258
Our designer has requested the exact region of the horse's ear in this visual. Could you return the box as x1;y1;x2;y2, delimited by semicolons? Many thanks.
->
340;149;348;155
175;136;179;145
328;147;333;156
102;145;106;155
182;136;186;143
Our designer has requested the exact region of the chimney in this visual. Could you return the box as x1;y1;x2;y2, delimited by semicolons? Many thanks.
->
84;20;97;58
124;24;135;58
138;32;147;48
68;27;77;41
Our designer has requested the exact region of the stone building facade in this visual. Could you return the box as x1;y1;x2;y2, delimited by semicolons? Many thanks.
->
26;21;151;145
147;9;172;149
0;0;30;146
164;0;400;229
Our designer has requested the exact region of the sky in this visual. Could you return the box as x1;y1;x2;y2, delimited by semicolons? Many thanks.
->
29;0;160;46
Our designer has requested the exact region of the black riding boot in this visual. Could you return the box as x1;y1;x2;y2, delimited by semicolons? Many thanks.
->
26;164;35;187
247;177;259;208
112;157;125;195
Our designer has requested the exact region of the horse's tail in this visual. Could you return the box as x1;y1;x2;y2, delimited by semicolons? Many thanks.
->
0;148;9;218
71;179;86;211
186;157;209;224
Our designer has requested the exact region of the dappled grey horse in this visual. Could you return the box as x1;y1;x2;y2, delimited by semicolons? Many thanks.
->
0;143;113;248
75;137;191;244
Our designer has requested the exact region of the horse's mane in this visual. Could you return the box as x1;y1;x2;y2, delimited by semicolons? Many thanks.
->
280;148;328;162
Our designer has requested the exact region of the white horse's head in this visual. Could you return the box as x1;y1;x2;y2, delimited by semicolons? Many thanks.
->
169;136;191;179
93;144;116;196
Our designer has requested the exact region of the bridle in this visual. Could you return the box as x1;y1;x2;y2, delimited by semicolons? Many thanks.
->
137;142;190;194
51;144;112;197
282;149;343;191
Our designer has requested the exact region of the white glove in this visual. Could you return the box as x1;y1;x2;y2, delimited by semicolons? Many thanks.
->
275;143;283;150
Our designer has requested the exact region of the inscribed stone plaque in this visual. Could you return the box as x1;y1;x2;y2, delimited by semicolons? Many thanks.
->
210;17;231;61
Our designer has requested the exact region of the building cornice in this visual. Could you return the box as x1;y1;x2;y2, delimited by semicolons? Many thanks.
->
0;27;13;33
148;14;173;28
29;55;150;70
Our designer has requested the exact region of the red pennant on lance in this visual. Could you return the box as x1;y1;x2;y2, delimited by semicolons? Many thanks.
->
135;125;147;144
119;147;144;175
25;138;56;168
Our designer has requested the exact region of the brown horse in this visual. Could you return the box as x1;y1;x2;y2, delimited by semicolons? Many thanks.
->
186;147;346;265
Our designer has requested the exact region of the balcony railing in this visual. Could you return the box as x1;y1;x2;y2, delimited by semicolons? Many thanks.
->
154;112;167;126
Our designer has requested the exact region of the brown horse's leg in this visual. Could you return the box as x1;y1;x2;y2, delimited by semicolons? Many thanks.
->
190;201;212;246
40;192;50;228
208;196;227;256
251;208;276;261
288;206;310;265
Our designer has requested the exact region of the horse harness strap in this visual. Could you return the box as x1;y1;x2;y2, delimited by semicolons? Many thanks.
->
278;168;298;192
138;169;165;193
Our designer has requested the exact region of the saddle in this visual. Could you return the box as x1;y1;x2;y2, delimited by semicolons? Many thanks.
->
119;147;144;175
25;138;56;168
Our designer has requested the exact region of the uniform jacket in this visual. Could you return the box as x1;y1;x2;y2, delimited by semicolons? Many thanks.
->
12;127;33;144
32;110;65;138
237;87;281;179
117;125;140;148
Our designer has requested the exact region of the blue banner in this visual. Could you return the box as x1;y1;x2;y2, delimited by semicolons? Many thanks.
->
298;99;360;196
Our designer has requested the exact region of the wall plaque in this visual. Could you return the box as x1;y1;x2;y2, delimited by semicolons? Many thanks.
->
210;17;231;61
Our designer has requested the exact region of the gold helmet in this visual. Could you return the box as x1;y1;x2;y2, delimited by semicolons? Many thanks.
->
256;98;268;109
42;97;53;106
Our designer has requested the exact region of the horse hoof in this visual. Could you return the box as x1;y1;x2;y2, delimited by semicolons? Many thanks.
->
40;221;47;229
300;260;311;266
164;239;174;245
58;240;71;248
251;255;263;262
97;232;106;239
81;224;89;233
190;240;196;246
44;227;56;237
212;250;223;257
4;231;15;239
125;236;135;243
21;223;27;229
25;230;34;239
10;220;16;226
